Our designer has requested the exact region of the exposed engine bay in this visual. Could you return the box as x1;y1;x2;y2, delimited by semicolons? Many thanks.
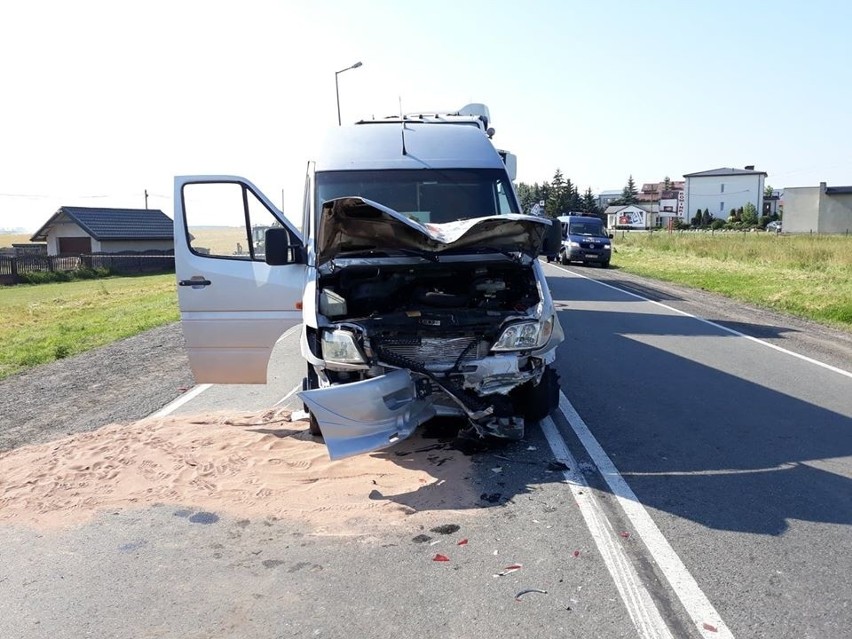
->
304;258;559;444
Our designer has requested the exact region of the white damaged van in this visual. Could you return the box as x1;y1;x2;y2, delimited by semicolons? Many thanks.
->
174;106;564;459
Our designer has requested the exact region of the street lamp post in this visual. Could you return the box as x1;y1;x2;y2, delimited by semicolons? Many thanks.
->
335;61;363;126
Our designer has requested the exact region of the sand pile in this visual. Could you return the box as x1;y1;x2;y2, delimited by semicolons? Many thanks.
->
0;409;479;533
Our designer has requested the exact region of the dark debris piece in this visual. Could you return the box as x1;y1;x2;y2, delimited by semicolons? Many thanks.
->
430;524;460;535
412;534;433;544
547;461;570;472
480;492;502;504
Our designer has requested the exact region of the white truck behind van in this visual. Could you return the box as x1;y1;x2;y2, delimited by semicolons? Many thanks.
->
173;105;564;459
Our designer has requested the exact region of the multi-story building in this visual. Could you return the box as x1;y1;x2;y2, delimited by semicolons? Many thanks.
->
683;167;766;224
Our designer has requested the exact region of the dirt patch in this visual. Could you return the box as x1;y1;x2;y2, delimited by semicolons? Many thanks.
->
0;408;479;534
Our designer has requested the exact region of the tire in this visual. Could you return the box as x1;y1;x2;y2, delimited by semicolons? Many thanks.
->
308;411;323;437
514;366;560;422
303;365;323;438
601;259;610;268
560;251;569;265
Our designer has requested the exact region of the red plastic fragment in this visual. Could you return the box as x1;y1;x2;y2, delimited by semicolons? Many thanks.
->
619;531;631;539
433;553;450;562
572;550;580;558
702;622;718;633
457;538;469;546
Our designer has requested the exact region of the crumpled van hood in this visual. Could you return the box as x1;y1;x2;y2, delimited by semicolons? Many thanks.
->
316;197;552;263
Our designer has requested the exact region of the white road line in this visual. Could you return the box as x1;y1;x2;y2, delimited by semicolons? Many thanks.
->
540;416;675;639
273;383;303;407
557;392;734;639
149;323;303;418
544;261;852;379
149;384;212;418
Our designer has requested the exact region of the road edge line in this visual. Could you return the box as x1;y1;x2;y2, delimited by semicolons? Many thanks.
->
540;416;675;639
149;384;212;418
557;391;734;639
543;261;852;379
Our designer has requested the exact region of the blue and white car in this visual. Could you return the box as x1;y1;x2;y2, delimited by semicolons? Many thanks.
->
556;215;613;267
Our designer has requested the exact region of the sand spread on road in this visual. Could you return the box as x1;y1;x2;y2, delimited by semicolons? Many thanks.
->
0;409;480;533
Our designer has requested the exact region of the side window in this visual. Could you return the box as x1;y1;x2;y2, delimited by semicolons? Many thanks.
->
496;181;513;214
182;182;287;260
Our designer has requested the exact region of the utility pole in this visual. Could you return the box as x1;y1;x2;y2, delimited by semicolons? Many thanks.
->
144;189;149;209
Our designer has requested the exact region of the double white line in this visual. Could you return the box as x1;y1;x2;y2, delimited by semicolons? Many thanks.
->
542;392;733;638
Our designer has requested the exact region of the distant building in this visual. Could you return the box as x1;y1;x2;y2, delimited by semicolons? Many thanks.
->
683;167;766;224
782;183;852;234
30;207;174;256
606;204;659;229
597;190;622;211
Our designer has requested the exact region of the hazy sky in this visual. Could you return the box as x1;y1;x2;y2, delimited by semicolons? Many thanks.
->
2;0;851;232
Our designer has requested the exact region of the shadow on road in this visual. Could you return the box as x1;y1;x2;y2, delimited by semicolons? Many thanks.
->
547;273;852;536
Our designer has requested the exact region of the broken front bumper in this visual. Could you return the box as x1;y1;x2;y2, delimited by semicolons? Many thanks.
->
298;369;436;460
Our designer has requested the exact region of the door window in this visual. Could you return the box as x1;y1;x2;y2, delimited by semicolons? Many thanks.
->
181;182;291;260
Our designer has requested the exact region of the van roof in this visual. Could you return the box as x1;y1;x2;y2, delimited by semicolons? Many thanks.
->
315;122;505;172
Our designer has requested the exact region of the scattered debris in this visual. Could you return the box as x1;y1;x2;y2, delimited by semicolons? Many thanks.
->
619;531;631;539
290;410;309;421
515;588;548;601
480;492;502;503
702;622;718;633
526;446;537;451
432;554;450;562
429;540;442;546
547;461;570;472
491;466;503;473
457;538;469;546
494;564;523;577
412;534;432;544
572;550;580;558
430;524;460;535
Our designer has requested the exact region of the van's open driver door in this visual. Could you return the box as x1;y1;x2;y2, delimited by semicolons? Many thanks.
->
174;176;306;384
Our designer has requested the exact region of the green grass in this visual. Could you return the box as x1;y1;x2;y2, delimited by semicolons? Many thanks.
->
611;231;852;330
0;274;179;379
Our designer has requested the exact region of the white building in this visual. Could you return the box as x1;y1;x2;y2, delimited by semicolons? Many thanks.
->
31;206;174;256
683;167;766;224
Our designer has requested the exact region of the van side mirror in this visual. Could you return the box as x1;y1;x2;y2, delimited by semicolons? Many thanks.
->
265;227;305;265
608;232;614;239
541;220;563;258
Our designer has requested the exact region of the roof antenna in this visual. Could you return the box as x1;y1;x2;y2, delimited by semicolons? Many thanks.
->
399;96;408;156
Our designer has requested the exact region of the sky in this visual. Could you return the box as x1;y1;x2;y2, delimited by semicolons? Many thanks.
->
2;0;851;232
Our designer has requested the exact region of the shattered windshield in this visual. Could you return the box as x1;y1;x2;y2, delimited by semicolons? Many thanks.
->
316;169;519;224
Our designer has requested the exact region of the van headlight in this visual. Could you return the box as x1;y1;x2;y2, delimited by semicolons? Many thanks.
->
321;329;366;364
492;316;554;352
567;241;580;248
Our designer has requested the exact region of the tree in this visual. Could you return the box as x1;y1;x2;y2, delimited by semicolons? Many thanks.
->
741;202;759;225
701;208;713;227
546;170;570;217
581;187;600;217
764;184;775;198
619;175;639;204
692;210;703;227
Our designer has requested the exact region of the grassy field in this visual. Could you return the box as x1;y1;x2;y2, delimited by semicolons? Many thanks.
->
611;231;852;330
0;274;178;380
0;233;36;248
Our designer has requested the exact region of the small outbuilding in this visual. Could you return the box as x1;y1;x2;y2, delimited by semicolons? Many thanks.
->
782;182;852;234
30;207;173;256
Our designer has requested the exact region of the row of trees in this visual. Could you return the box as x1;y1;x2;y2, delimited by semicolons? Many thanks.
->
516;171;650;219
686;202;779;230
516;170;601;218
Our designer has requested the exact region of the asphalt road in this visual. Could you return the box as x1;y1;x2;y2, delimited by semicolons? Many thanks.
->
1;264;850;639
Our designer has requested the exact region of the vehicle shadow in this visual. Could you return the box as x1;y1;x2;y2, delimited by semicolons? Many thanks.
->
550;298;852;536
361;276;851;537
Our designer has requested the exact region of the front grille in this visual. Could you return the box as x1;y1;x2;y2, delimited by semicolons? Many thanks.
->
379;336;490;367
